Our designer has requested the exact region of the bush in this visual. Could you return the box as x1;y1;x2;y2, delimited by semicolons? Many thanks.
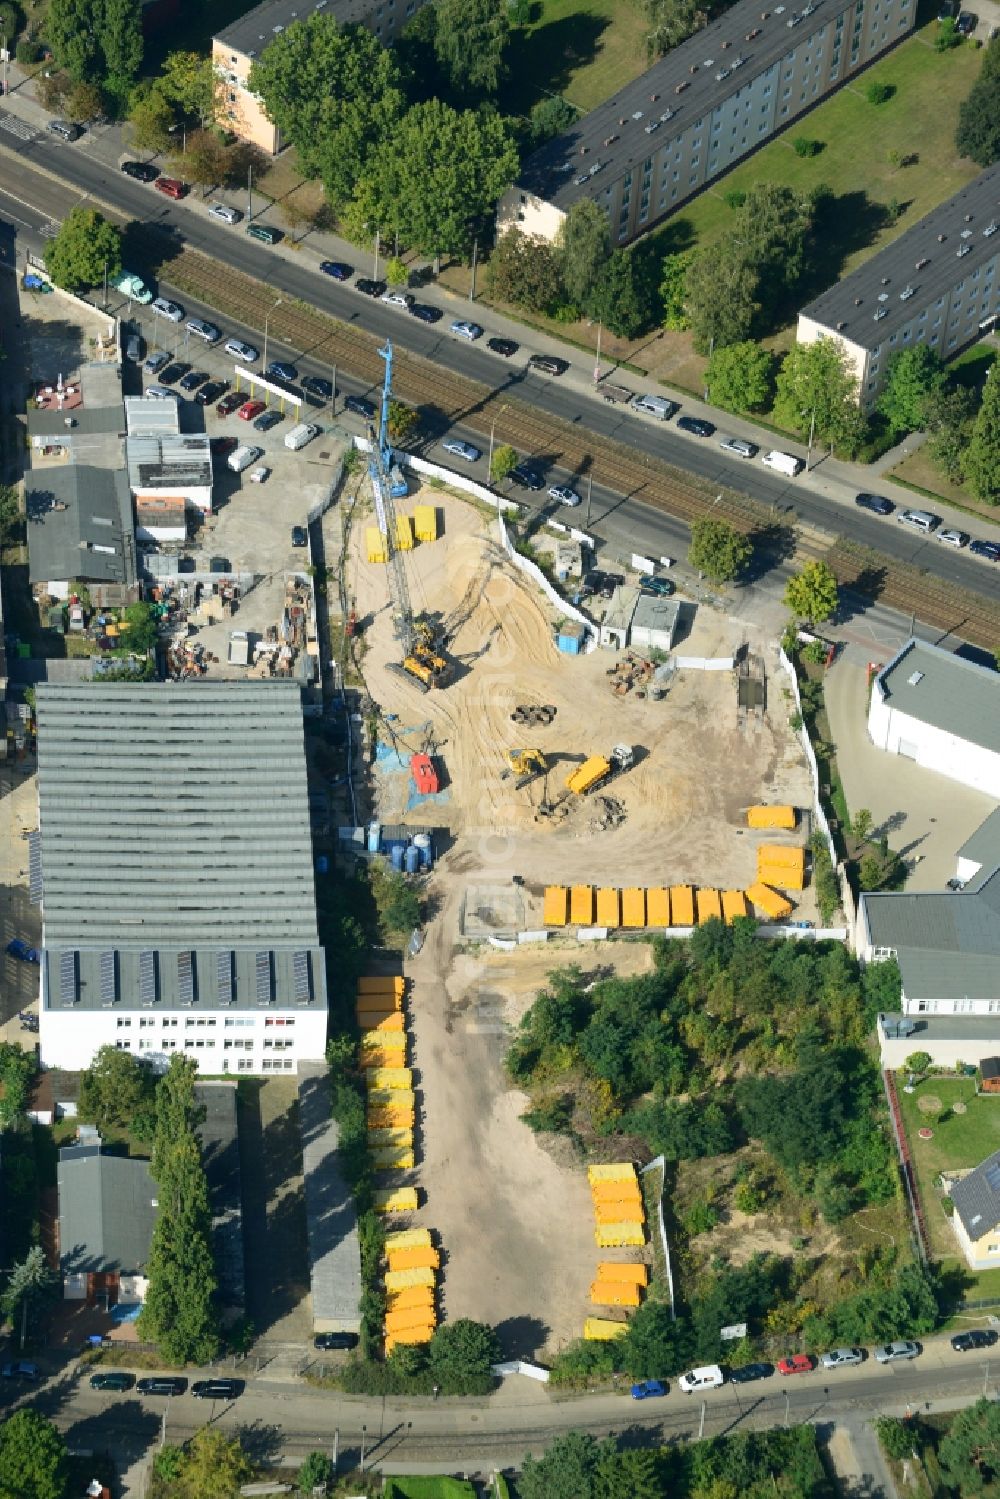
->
16;38;42;64
866;80;894;104
723;189;746;208
793;137;823;156
904;1051;932;1074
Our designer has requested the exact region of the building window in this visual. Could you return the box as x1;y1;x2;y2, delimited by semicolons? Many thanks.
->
117;1017;131;1028
238;1059;254;1072
116;1040;131;1050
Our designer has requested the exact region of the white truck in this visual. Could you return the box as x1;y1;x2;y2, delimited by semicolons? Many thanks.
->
760;450;803;477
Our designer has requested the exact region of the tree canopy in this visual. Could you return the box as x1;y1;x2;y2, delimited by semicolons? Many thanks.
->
558;200;610;311
688;518;753;583
877;345;946;434
956;37;1000;167
79;1045;156;1134
705;341;775;413
0;1409;68;1499
962;365;1000;504
784;560;839;627
489;229;563;314
45;207;122;294
939;1397;1000;1492
433;0;509;98
426;1318;500;1394
774;337;865;453
46;0;142;109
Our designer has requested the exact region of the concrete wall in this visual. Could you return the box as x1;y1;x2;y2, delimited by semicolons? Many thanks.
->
869;686;1000;797
496;189;568;246
878;1027;1000;1070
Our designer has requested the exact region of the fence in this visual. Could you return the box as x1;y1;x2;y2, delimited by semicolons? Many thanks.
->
674;656;735;671
776;646;837;867
24;254;119;352
883;1067;929;1263
640;1155;676;1320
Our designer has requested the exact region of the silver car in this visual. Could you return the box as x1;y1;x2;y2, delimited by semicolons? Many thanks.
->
820;1347;863;1369
208;203;242;225
450;320;484;341
441;439;481;463
152;297;184;323
937;528;969;548
719;436;758;459
548;484;581;506
874;1340;919;1364
223;338;260;364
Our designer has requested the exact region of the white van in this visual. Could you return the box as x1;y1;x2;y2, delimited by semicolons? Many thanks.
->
284;422;320;451
678;1365;725;1393
896;507;941;534
761;450;803;477
631;393;678;421
228;444;264;473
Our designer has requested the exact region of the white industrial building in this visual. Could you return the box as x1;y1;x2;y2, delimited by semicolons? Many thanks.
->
125;398;213;515
35;681;328;1076
868;639;1000;797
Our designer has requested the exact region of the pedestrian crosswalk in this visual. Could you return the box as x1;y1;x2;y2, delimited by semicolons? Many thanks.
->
0;109;37;141
40;221;59;239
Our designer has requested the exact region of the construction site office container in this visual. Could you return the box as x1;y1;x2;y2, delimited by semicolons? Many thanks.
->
385;1266;437;1291
413;505;438;542
357;976;406;998
594;1201;645;1226
385;1324;436;1350
570;885;595;925
756;844;806;873
362;1011;406;1033
367;1087;416;1109
395;515;414;551
543;885;569;927
361;1029;407;1052
590;1281;642;1308
590;1178;643;1203
360;1050;408;1071
584;1317;628;1341
356;994;405;1016
373;1187;418;1214
386;1246;441;1272
368;1107;415;1129
366;526;388;564
385;1306;438;1334
588;1163;637;1184
367;1067;413;1091
595;1222;646;1248
367;1126;414;1147
596;887;621;927
669;885;695;926
371;1146;415;1170
721;889;749;924
386;1285;436;1311
756;860;805;892
696;888;722;925
745;882;793;920
622;888;646;928
646;887;670;926
597;1262;649;1286
386;1228;433;1251
747;805;797;829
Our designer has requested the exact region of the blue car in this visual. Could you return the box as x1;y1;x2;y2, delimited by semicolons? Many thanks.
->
7;938;39;963
630;1379;667;1399
265;360;298;383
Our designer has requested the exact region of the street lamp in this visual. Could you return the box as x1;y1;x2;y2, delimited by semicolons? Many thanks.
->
803;405;817;472
262;297;283;369
593;320;602;384
360;1424;367;1473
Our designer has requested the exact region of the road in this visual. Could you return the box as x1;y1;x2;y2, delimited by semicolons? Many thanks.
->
1;133;999;610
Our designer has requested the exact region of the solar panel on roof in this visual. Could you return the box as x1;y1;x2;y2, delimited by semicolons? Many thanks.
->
217;950;233;1005
178;950;194;1005
292;950;311;1002
986;1163;1000;1193
139;949;157;1004
28;832;42;904
99;949;117;1004
60;949;78;1003
256;950;272;1004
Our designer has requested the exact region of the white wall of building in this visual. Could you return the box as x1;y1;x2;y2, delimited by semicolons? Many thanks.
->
496;188;567;245
135;519;187;544
131;482;213;516
878;1027;1000;1070
796;315;868;396
868;686;1000;796
39;1005;328;1077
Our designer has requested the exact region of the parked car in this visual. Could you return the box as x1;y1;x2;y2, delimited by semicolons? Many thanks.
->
249;466;271;484
640;576;675;598
208;203;242;225
210;436;239;459
196;380;228;406
855;491;894;515
253;408;284;432
355;278;387;298
192;1379;243;1400
1;1361;40;1380
719;437;758;458
223;338;260;364
937;528;970;548
442;439;482;463
314;1332;359;1351
114;272;152;304
548;484;581;506
509;463;544;490
728;1362;774;1384
158;362;190;386
630;1380;667;1399
154;176;186;199
291;525;308;548
343;394;376;419
90;1371;134;1391
125;333;144;361
528;354;568;376
179;370;208;392
488;337;518;357
120;160;159;182
143;351;169;376
952;1330;998;1352
410;303;442;323
677;416;715;438
216;391;244;417
247;222;283;245
874;1341;920;1364
450;320;484;341
381;290;414;310
48;118;82;141
896;508;941;534
319;260;353;280
957;9;977;31
302;376;333;401
238;399;267;422
678;1365;724;1393
145;386;180;401
6;938;39;962
820;1348;864;1370
151;296;184;323
970;538;1000;561
137;1377;187;1395
265;360;298;383
777;1354;814;1376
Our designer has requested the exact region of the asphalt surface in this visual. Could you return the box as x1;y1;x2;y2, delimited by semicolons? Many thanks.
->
2;133;999;607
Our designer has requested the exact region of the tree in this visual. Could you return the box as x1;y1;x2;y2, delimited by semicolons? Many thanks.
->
528;95;577;148
660;250;694;330
249;16;405;205
621;1298;693;1378
168;129;228;194
120;600;158;654
159;49;218;123
45;0;100;81
45;206;122;293
426;1318;500;1393
557;200;610;311
65;80;105;123
793;136;823;156
705;341;775;413
936;15;961;48
587;249;653;338
488;229;562;314
865;79;893;104
0;1409;68;1499
356;101;518;260
851;808;874;843
688;518;752;583
433;0;508;98
956;38;1000;165
0;482;20;546
963;368;1000;503
877;345;946;433
0;1043;35;1126
939;1398;1000;1491
645;0;700;57
784;560;839;627
387;400;419;443
1;1247;56;1347
520;1430;601;1499
876;1416;918;1461
684;244;759;353
127;86;176;154
924;384;977;481
490;443;518;484
170;1427;253;1499
774;337;865;452
98;0;143;111
384;256;409;287
79;1045;154;1132
297;1452;334;1494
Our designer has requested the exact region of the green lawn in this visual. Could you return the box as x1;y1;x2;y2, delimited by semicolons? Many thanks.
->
504;0;650;114
384;1480;477;1499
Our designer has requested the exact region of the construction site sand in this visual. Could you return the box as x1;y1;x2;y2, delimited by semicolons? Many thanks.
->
349;488;816;1354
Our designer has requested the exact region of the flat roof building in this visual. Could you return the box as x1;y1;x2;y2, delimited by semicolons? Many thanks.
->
798;165;1000;405
499;0;915;247
25;466;136;603
35;681;329;1076
125;398;213;514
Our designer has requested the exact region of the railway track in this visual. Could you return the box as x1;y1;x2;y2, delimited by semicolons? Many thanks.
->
132;226;1000;651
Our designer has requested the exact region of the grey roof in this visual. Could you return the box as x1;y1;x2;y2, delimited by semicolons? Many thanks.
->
28;405;125;440
981;1057;1000;1079
801;165;1000;351
58;1145;157;1275
216;0;384;56
195;1083;245;1311
631;593;681;637
127;432;212;492
602;584;640;633
298;1062;361;1331
958;808;1000;876
863;867;1000;1003
518;0;851;211
35;682;320;948
952;1148;1000;1241
124;397;180;437
42;942;326;1012
25;467;135;587
876;639;1000;759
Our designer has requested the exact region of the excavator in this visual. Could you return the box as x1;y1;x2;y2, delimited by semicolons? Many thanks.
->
503;747;549;790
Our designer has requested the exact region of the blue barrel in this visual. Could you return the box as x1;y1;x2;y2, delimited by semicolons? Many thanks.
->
413;833;433;870
390;842;405;871
404;844;421;874
368;822;382;853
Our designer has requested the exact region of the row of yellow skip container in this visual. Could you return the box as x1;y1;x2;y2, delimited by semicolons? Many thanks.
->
359;977;416;1173
384;1228;440;1354
544;884;754;928
366;508;439;563
585;1164;647;1342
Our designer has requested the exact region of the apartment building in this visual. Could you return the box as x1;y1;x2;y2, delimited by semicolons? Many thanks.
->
35;681;329;1077
498;0;915;248
798;165;1000;406
214;0;429;154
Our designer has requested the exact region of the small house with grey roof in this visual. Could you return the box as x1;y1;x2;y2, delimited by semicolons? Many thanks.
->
950;1150;1000;1271
58;1144;158;1307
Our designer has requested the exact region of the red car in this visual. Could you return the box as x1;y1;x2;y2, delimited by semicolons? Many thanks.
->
238;399;266;422
777;1354;813;1376
210;436;238;459
216;391;243;417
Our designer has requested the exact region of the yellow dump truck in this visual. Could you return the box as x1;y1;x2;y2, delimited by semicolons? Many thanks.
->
565;744;634;795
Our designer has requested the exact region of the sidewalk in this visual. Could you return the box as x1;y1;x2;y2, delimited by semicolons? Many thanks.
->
4;63;1000;545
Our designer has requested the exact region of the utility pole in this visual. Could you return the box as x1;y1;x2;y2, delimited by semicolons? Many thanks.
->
469;237;478;303
586;470;594;529
698;1401;706;1441
593;321;602;384
1;35;9;100
331;362;337;416
247;163;253;224
373;230;380;281
805;406;816;472
331;1427;339;1474
359;1424;367;1473
103;260;108;312
703;335;714;401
